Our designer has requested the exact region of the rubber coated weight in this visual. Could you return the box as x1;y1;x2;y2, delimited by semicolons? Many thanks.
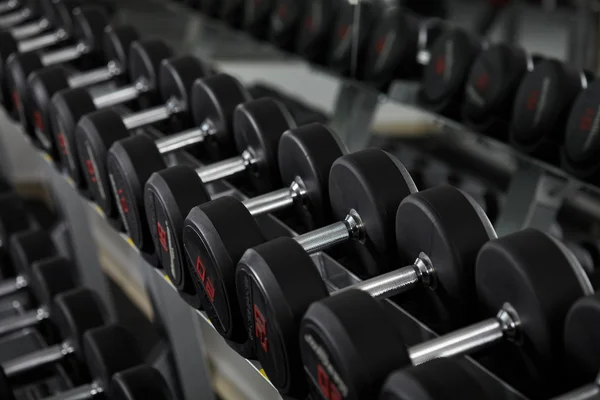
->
476;229;593;379
29;257;77;308
381;358;491;400
76;110;134;217
109;365;173;400
563;292;600;383
462;43;529;140
328;149;418;277
243;0;276;38
511;59;585;162
419;29;481;118
295;0;340;64
270;0;305;51
9;229;58;280
0;194;32;253
237;238;329;395
395;186;496;329
301;290;411;400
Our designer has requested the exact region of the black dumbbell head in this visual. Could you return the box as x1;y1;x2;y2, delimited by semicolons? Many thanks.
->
71;6;110;53
52;287;108;360
191;73;250;160
75;109;130;215
295;0;339;62
278;123;345;229
108;134;169;253
183;197;265;346
159;55;209;132
270;0;305;50
82;324;144;386
329;149;417;278
381;358;490;400
243;0;276;38
462;43;528;123
109;365;173;400
0;194;32;253
420;29;481;115
128;39;173;109
29;256;77;306
562;80;600;179
0;369;15;400
5;52;44;125
145;166;211;285
395;186;496;326
233;97;296;193
236;237;329;396
0;31;19;112
42;0;77;34
300;289;411;400
9;229;58;278
50;87;99;185
476;229;594;373
564;292;600;383
511;59;583;154
102;25;140;75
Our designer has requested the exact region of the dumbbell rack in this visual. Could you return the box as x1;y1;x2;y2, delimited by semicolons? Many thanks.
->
0;0;596;399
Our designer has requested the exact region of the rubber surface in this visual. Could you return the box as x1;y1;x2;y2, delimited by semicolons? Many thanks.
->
29;256;77;306
109;365;173;400
9;229;58;278
236;237;329;396
295;0;339;63
0;194;32;251
270;0;304;51
328;149;417;277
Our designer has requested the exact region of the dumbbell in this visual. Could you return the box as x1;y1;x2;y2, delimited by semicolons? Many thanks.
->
242;0;276;39
418;28;482;119
295;0;340;64
6;6;109;128
461;43;534;141
361;9;444;90
78;72;245;225
23;324;144;400
108;365;174;400
0;0;48;29
269;0;305;51
235;184;495;397
561;80;600;185
121;98;294;308
299;229;594;400
26;24;140;156
510;59;591;164
0;287;107;384
175;122;343;347
49;39;173;187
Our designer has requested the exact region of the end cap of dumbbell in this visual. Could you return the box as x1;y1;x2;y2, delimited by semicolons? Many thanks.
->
9;229;58;277
278;123;345;229
476;229;594;368
103;25;140;69
300;289;411;400
381;358;490;400
76;109;132;215
0;194;31;251
395;186;496;325
83;324;144;386
109;365;173;400
563;80;600;169
182;197;265;342
236;236;328;394
145;165;210;287
233;98;296;193
420;29;481;105
30;256;78;306
328;149;417;277
564;291;600;382
107;134;168;251
511;59;582;145
191;73;250;160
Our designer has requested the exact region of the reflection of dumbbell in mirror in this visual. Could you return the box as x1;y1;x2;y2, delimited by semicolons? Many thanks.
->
0;288;107;386
418;28;482;119
242;0;276;39
49;39;173;188
511;59;592;164
5;6;109;127
235;184;495;397
299;229;594;400
269;0;305;51
26;25;140;156
80;72;243;225
129;98;295;307
177;123;343;352
294;0;340;65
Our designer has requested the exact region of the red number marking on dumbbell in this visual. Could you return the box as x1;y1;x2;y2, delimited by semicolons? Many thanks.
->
118;188;129;213
85;160;97;183
476;73;489;91
527;89;540;111
580;107;595;132
254;305;268;353
435;57;446;75
12;91;21;111
34;111;45;133
318;365;342;400
57;133;69;155
157;222;168;252
195;256;216;303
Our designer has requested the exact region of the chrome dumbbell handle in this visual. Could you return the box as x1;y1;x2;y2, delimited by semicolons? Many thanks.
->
18;28;67;53
0;274;27;297
40;42;89;66
0;0;19;14
67;61;122;88
243;178;305;216
42;380;103;400
0;306;49;336
194;149;256;184
92;78;148;109
2;340;75;377
11;17;50;40
0;7;31;28
154;120;216;155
